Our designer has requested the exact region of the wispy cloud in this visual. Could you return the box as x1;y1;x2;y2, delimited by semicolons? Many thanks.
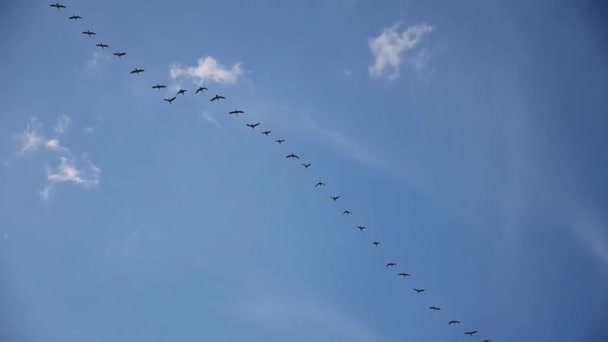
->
46;155;101;188
17;117;44;153
86;51;110;70
201;111;220;127
169;56;244;86
368;21;434;79
53;114;71;135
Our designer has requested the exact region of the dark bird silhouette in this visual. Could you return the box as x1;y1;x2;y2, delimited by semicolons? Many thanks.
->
195;86;208;94
464;331;478;336
357;225;366;231
96;43;109;49
414;288;425;293
177;89;187;96
113;52;127;58
386;263;397;267
286;153;299;159
372;241;380;246
275;139;285;144
246;123;260;129
82;30;96;36
262;131;271;136
343;210;351;215
130;68;144;75
164;97;176;104
50;3;66;9
398;273;410;277
229;109;244;115
330;196;340;202
210;95;225;102
448;320;461;325
68;15;81;20
429;306;441;311
152;84;166;90
302;163;311;169
482;340;492;342
315;181;325;187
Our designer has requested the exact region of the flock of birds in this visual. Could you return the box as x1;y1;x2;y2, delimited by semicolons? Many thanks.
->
49;2;493;341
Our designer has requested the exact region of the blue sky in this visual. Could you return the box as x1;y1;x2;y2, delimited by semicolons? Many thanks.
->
1;0;607;341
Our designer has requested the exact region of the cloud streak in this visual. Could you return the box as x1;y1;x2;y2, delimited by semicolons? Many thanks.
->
169;56;244;86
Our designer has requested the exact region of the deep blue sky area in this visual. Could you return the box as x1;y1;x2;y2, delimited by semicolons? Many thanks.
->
1;1;607;341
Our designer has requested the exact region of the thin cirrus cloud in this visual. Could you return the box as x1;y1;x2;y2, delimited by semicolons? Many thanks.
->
14;115;101;199
368;21;434;80
169;56;244;86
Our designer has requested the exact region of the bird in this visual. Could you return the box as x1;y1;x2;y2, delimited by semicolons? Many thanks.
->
275;139;285;144
262;131;271;136
302;163;311;169
464;331;478;336
343;210;351;215
130;68;145;75
315;181;325;187
68;15;81;21
95;43;109;49
357;225;366;231
164;97;176;104
210;95;225;102
195;86;208;94
82;30;96;36
113;52;127;58
330;196;340;202
229;109;244;115
414;288;425;293
286;153;299;159
246;123;260;129
386;262;397;267
152;84;166;90
50;3;66;9
482;340;492;342
372;241;380;246
177;89;187;96
448;320;461;325
429;306;441;311
398;273;410;277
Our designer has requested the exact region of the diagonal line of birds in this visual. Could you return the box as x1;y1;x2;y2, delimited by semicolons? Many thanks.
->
49;3;493;342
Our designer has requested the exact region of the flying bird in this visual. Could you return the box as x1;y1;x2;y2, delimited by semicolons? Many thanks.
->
50;3;66;9
343;210;351;215
195;86;208;94
302;163;311;169
286;153;299;159
177;89;187;96
246;123;260;129
386;263;396;267
464;331;478;336
398;273;410;277
330;196;340;202
414;288;425;293
68;15;81;20
152;84;166;90
82;30;96;36
262;131;271;136
372;241;380;246
229;109;244;115
482;340;492;342
210;95;225;102
113;52;127;58
315;181;325;187
95;43;109;49
130;68;144;75
275;139;285;144
164;97;176;104
448;320;461;325
429;306;441;311
357;226;366;231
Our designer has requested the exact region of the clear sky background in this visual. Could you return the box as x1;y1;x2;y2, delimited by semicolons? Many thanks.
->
1;0;607;341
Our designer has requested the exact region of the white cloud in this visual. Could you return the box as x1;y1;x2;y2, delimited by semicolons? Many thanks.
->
368;21;434;79
46;155;101;188
169;56;244;86
53;114;71;136
45;139;61;151
18;117;44;153
201;111;220;127
85;126;95;134
39;186;52;200
86;51;110;70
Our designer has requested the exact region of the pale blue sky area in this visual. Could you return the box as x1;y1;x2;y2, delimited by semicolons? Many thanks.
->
1;0;607;341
